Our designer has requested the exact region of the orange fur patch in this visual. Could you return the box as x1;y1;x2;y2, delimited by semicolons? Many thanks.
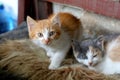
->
108;36;120;62
49;12;81;38
27;19;61;44
27;13;82;39
89;46;102;57
108;45;120;62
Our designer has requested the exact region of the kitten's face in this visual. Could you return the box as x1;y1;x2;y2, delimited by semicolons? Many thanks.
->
27;16;61;45
86;46;103;66
72;37;105;67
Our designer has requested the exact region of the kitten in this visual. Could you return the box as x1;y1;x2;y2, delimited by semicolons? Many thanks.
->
27;12;83;69
72;34;120;74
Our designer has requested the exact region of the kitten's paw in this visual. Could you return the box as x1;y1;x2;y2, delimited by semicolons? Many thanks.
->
47;52;54;57
47;53;51;57
50;57;52;61
48;64;59;70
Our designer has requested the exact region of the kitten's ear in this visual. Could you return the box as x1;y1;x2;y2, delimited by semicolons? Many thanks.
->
94;35;106;51
71;40;79;47
26;16;37;31
51;14;61;27
71;40;81;51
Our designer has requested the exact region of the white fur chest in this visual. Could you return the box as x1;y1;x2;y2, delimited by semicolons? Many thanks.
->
100;57;120;74
91;56;120;74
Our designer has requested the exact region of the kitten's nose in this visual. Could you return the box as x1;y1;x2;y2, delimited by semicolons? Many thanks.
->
89;62;92;66
45;39;50;44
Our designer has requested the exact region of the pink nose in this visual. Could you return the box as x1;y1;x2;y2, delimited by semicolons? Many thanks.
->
45;39;50;44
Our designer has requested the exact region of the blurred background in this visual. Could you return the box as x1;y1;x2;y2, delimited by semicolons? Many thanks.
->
0;0;52;34
0;0;119;34
0;0;18;34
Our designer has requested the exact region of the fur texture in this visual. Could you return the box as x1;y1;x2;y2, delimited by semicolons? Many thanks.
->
27;12;83;69
0;68;26;80
0;40;117;80
72;34;120;74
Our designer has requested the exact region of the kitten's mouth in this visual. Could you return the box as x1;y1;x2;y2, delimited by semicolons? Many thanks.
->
45;42;51;45
89;63;98;67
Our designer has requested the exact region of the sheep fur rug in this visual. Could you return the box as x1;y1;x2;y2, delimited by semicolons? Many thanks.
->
0;39;119;80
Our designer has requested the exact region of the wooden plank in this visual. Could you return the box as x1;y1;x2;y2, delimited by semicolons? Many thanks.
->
18;0;36;24
18;0;53;25
37;0;53;19
47;0;120;19
18;0;25;24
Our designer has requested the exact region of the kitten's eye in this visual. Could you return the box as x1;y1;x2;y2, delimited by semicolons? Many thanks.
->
49;31;55;36
93;54;97;57
38;33;43;37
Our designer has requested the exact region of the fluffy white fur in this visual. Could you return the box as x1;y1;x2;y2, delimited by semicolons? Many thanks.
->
88;56;120;74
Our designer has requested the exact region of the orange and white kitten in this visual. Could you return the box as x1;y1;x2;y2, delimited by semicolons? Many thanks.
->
27;12;82;69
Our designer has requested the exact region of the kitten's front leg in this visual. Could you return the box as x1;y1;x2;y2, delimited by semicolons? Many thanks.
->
46;51;54;61
46;51;54;58
49;51;67;69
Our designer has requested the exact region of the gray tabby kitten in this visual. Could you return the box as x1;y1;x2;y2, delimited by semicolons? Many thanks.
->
72;34;120;74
